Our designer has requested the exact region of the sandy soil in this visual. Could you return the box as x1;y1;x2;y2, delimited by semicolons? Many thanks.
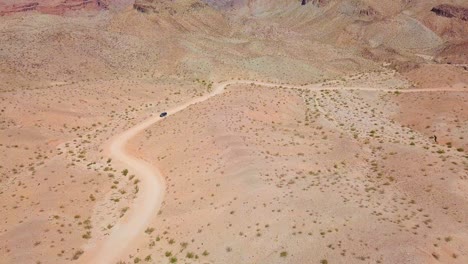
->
80;79;467;263
124;79;467;264
1;1;467;263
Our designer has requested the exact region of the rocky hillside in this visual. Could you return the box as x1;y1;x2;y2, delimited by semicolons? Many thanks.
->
0;0;109;15
431;4;468;21
0;0;466;86
197;0;468;63
0;0;135;15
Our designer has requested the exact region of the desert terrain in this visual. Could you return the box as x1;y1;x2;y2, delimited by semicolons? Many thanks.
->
0;0;467;264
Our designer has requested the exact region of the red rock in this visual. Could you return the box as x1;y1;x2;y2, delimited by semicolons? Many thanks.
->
431;4;468;21
0;0;109;16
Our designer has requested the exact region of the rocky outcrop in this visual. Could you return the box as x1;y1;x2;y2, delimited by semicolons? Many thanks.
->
133;0;210;15
310;0;329;8
133;2;152;13
357;6;378;17
431;4;468;21
0;0;109;16
132;1;179;15
0;2;40;15
338;1;380;19
436;42;468;64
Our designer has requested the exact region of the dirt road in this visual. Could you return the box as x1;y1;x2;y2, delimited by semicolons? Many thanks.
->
82;80;465;263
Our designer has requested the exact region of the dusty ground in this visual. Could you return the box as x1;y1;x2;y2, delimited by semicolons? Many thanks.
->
0;77;212;263
1;1;468;264
126;77;468;264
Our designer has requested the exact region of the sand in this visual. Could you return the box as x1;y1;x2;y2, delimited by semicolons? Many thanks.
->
1;1;467;263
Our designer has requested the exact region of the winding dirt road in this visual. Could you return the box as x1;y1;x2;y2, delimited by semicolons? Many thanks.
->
83;80;466;263
80;80;235;264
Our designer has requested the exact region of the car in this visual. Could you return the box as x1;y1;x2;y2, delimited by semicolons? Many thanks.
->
160;112;168;118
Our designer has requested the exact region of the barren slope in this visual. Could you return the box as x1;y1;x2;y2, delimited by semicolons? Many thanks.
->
0;0;467;263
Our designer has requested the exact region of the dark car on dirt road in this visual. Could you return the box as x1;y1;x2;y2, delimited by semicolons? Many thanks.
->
160;112;168;118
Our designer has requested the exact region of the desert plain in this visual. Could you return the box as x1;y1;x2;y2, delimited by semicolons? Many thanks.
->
0;0;467;264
